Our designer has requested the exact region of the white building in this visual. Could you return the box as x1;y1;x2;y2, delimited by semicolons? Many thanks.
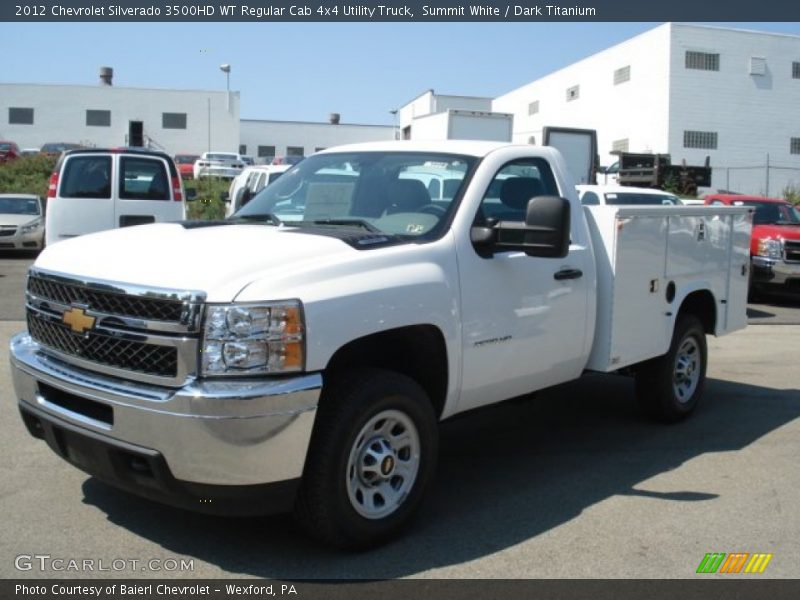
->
0;74;240;155
402;24;800;196
239;117;393;162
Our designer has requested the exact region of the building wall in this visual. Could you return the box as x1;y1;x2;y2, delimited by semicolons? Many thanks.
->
492;23;673;165
0;83;239;155
239;119;393;161
668;24;800;194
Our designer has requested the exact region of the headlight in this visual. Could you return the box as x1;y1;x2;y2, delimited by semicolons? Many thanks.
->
20;218;43;234
756;238;782;259
201;301;305;376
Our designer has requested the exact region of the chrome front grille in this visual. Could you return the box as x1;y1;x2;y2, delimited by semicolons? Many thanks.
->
28;312;178;378
28;275;185;322
0;227;16;237
25;269;205;386
785;240;800;263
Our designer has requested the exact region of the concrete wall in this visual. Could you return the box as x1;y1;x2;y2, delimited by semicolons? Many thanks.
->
0;83;239;155
239;119;393;160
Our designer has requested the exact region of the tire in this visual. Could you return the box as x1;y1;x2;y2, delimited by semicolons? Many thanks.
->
294;368;438;549
635;315;707;422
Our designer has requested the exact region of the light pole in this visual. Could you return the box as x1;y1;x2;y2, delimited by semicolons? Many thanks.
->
219;63;231;92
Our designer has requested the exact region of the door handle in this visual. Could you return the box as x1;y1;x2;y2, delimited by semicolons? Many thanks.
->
554;268;583;281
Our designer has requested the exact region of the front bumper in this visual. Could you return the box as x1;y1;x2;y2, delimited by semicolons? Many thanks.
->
751;256;800;290
0;229;43;250
10;333;321;513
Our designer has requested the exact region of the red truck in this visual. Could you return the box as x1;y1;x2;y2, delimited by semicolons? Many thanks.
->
705;194;800;299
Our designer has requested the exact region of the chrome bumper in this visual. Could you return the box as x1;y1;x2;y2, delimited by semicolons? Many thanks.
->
10;332;320;486
751;256;800;286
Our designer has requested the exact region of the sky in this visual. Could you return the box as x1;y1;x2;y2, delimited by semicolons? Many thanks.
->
3;21;800;125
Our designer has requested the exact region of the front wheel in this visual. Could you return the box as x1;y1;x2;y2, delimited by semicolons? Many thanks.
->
635;315;708;422
294;368;438;549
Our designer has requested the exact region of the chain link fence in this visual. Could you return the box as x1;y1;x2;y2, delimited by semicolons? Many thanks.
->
713;161;800;200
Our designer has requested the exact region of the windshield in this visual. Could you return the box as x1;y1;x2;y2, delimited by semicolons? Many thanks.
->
206;153;238;161
174;155;198;164
235;151;475;239
603;192;680;205
0;197;40;215
740;201;800;225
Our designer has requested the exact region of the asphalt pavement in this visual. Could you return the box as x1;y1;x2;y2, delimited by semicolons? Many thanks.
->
1;251;799;579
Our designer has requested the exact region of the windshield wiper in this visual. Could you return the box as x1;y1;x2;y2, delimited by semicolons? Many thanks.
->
230;213;282;226
308;218;381;232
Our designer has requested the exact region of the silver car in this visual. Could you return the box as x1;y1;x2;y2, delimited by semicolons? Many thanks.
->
0;194;45;251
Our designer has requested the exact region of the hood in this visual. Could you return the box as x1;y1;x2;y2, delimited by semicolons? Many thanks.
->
752;223;800;241
33;222;357;302
0;214;41;227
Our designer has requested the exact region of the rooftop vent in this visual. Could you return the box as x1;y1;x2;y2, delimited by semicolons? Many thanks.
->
99;67;113;86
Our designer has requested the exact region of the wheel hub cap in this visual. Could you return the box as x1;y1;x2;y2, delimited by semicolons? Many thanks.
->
346;409;421;520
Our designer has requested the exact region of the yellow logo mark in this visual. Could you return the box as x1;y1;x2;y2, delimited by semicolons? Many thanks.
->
62;307;96;334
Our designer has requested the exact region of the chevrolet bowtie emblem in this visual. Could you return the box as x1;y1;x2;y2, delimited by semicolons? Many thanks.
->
62;307;96;334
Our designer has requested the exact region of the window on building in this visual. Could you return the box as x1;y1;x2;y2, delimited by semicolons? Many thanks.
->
239;144;247;155
8;107;34;125
685;51;719;71
793;62;800;79
791;138;800;155
749;57;767;76
257;145;275;158
684;130;718;150
528;100;540;115
613;66;631;85
566;85;580;102
86;110;111;127
287;146;304;156
612;139;629;153
162;112;187;129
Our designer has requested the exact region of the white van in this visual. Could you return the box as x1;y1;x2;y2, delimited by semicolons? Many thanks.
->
45;149;187;246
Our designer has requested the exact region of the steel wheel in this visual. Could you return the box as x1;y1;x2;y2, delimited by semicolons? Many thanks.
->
346;409;421;520
673;337;701;404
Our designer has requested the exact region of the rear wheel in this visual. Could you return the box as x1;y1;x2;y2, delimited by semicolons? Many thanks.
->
294;368;438;549
636;315;707;422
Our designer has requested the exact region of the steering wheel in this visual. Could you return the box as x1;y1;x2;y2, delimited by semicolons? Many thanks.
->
419;204;446;216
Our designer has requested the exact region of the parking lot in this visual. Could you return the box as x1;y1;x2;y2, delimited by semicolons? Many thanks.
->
1;251;799;579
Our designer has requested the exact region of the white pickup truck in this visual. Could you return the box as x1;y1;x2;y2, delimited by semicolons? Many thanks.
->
10;141;752;549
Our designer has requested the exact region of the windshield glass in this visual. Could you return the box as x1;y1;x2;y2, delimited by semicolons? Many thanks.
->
0;197;40;215
235;151;475;239
603;192;680;205
740;201;800;225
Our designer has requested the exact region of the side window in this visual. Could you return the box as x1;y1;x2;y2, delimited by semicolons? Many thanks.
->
710;200;724;206
60;156;112;199
581;191;600;205
120;157;170;200
477;158;559;223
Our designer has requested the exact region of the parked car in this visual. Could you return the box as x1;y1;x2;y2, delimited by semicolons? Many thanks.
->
240;155;255;166
174;154;200;179
0;141;21;163
271;155;304;166
225;164;291;216
704;194;800;298
576;184;681;206
45;148;187;246
0;194;45;251
193;151;245;179
40;142;83;157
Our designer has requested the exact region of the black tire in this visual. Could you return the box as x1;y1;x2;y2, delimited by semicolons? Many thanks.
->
635;315;707;422
294;368;438;549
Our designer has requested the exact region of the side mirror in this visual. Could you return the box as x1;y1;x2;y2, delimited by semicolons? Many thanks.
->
472;196;571;259
185;188;197;201
219;191;230;203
